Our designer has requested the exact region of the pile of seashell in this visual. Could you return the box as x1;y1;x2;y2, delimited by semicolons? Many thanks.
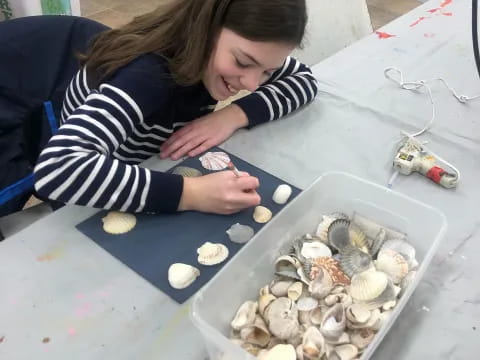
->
229;213;418;360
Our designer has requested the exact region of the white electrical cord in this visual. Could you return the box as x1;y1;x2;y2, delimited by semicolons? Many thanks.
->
384;67;480;188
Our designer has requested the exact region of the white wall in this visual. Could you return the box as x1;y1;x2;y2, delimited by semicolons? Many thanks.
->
293;0;373;66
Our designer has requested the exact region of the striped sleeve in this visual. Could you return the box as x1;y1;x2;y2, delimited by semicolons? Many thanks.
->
34;58;184;213
233;56;319;127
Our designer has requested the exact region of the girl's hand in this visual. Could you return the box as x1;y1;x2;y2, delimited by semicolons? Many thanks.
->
159;104;248;160
178;171;261;214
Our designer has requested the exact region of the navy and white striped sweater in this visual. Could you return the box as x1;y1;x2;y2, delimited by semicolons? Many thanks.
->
34;54;318;213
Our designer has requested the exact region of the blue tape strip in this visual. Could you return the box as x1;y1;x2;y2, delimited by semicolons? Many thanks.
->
0;174;35;205
43;101;58;134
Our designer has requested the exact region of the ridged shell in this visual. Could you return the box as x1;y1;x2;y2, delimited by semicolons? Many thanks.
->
327;219;351;251
309;257;351;286
102;211;136;234
199;151;231;170
253;206;273;223
381;238;416;262
197;242;229;265
226;223;255;244
350;271;388;302
272;184;293;205
167;263;200;289
171;166;202;177
375;249;409;284
369;228;386;256
315;215;337;242
338;246;373;278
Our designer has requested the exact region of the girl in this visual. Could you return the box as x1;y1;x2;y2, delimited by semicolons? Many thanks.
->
34;0;318;215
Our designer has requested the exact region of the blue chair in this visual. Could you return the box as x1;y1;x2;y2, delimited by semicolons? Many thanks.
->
0;15;107;236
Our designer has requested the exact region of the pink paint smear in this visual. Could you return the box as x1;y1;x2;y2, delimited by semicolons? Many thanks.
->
440;0;452;7
376;31;395;39
68;328;77;336
410;16;427;27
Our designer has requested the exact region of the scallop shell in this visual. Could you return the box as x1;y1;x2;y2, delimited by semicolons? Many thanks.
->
231;300;258;330
102;211;136;234
338;246;373;278
327;219;352;251
350;271;396;309
167;263;200;289
171;166;202;177
308;267;333;299
197;242;229;266
253;206;273;223
272;184;293;205
399;270;417;297
309;257;351;286
368;228;387;257
301;241;333;259
381;238;416;263
199;151;230;170
375;248;409;284
226;223;255;244
315;215;337;242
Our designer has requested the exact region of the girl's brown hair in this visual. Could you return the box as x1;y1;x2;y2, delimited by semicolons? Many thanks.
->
79;0;307;86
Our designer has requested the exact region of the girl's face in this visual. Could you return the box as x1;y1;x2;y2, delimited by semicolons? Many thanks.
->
203;28;295;101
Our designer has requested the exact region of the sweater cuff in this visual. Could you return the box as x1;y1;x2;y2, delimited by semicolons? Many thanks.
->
233;93;271;128
143;171;184;213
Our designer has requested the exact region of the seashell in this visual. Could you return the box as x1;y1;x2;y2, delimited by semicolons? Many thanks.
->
327;219;351;251
349;224;370;254
171;166;202;177
266;337;285;350
272;184;293;204
338;246;373;278
302;326;326;359
311;307;326;326
197;242;229;266
331;285;346;294
275;255;302;272
375;249;409;284
338;294;353;308
167;263;200;289
399;271;417;297
324;294;341;306
258;344;296;360
382;300;396;311
265;297;299;340
301;241;333;259
287;281;304;301
226;223;255;244
345;304;371;327
289;328;305;348
258;294;277;315
102;211;137;234
368;228;386;256
259;284;271;297
308;267;333;299
295;344;305;360
240;315;271;347
325;332;350;346
297;297;319;312
350;271;390;303
350;329;375;350
332;344;359;360
199;151;230;170
231;339;262;356
315;215;338;243
320;303;346;342
352;213;406;241
371;309;391;331
270;280;294;297
231;300;258;330
381;238;416;263
309;257;351;286
253;205;273;223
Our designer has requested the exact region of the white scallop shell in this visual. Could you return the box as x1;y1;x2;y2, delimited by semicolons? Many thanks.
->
253;206;272;223
226;223;254;244
349;271;388;302
301;241;332;259
272;184;293;204
102;211;137;234
315;215;337;242
167;263;200;289
197;242;229;265
199;151;231;170
375;248;409;284
381;238;416;264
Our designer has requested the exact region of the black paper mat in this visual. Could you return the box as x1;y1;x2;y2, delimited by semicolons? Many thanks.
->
76;147;301;303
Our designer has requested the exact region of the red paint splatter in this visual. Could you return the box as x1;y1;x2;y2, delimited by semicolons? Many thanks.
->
442;12;453;16
375;31;395;39
410;17;427;27
440;0;452;8
424;33;436;38
428;8;440;13
0;336;5;343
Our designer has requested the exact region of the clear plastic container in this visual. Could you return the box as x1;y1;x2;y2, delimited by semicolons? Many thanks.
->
190;172;447;360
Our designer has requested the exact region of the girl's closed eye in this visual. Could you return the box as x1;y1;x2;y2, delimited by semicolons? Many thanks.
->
235;58;250;68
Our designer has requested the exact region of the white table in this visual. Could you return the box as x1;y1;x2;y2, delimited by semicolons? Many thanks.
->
1;0;479;359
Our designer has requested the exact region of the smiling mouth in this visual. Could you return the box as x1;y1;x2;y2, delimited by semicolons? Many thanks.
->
222;77;238;95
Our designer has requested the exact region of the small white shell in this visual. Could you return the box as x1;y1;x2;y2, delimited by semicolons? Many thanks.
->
287;281;303;301
272;184;293;204
375;249;409;284
253;206;273;223
350;271;388;302
167;263;200;289
102;211;136;234
231;300;258;330
197;242;229;266
226;223;255;244
258;344;296;360
301;241;332;259
199;151;230;170
297;296;319;311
